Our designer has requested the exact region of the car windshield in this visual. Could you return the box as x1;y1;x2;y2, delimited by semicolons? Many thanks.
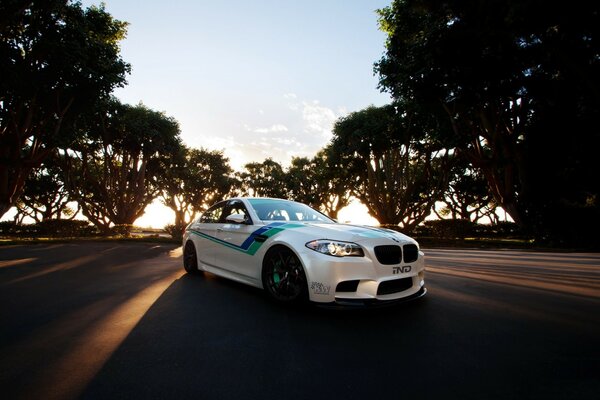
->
248;199;335;224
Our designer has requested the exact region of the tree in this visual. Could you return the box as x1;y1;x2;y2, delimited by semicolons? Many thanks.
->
0;1;130;218
14;154;78;223
330;105;450;231
62;100;181;234
158;146;233;232
285;157;321;208
238;158;288;198
311;149;353;220
376;0;600;243
287;151;353;220
435;155;498;223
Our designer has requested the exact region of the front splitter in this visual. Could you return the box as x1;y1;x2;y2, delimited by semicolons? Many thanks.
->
316;286;427;309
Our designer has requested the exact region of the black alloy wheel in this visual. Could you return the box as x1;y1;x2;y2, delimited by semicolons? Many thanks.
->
183;241;201;274
262;246;308;303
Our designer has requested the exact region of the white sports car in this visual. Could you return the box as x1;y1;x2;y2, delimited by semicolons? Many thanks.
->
182;197;426;306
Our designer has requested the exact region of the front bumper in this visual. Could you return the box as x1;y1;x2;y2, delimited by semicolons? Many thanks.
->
318;286;427;309
299;245;426;304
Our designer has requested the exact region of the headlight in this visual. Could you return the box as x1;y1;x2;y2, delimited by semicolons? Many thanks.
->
305;240;364;257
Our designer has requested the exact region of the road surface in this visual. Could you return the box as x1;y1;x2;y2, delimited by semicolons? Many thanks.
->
0;243;598;399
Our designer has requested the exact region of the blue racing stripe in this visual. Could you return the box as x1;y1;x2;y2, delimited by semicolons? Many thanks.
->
238;222;286;249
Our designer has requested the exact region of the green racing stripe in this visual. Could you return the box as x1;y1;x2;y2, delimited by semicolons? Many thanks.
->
188;222;304;256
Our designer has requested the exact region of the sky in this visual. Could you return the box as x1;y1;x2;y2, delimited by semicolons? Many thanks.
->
79;0;392;227
82;0;392;170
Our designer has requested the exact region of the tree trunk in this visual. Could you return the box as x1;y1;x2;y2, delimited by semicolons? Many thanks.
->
174;209;186;228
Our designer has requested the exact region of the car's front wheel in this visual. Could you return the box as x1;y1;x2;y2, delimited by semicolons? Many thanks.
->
262;246;308;303
183;241;201;274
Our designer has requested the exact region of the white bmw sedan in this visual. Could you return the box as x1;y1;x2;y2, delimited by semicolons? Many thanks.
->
183;197;426;306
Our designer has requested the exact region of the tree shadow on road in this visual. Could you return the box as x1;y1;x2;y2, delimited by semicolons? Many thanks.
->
82;272;434;399
83;268;600;400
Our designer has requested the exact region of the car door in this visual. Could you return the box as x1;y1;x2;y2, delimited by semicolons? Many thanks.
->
214;199;260;279
188;201;226;268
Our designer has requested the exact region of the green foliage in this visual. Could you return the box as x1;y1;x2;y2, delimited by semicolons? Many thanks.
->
61;99;182;233
412;220;524;240
34;220;97;237
15;155;77;223
110;224;134;236
285;157;321;207
482;222;523;238
158;146;233;227
0;219;96;237
422;219;478;239
312;150;353;220
375;0;600;245
238;158;288;198
0;221;17;235
329;104;450;230
164;223;185;241
227;152;351;220
0;0;130;217
438;155;497;223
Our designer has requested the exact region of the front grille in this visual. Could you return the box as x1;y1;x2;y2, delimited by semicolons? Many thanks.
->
374;245;402;265
403;244;419;263
336;280;360;293
377;277;413;295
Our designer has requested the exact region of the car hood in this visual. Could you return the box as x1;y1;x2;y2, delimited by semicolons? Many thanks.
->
294;222;417;245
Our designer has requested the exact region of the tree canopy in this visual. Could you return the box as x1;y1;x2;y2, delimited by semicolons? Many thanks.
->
14;155;77;223
238;159;288;199
331;105;450;230
6;0;598;246
158;146;233;232
286;150;352;220
376;0;600;243
0;0;130;218
62;99;181;233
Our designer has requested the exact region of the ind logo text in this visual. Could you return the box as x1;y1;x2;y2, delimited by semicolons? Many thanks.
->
392;266;411;274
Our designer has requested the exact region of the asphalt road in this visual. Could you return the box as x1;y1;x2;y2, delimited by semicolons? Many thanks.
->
1;243;598;400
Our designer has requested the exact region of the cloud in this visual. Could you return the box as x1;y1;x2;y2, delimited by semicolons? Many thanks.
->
184;94;348;171
250;124;289;134
271;137;298;146
233;97;344;168
302;100;338;140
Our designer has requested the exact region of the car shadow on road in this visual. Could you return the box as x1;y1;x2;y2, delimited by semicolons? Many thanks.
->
82;271;434;399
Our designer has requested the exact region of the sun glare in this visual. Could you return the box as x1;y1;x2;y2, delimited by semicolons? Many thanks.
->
133;197;379;229
134;200;175;229
336;199;379;226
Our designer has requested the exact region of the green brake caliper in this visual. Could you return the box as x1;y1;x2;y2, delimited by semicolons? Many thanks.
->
273;260;282;284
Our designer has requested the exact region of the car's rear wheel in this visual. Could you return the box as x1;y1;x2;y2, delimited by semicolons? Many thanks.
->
183;241;201;274
262;246;308;303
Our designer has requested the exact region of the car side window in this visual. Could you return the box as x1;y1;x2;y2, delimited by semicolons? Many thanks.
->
221;200;252;224
199;202;225;223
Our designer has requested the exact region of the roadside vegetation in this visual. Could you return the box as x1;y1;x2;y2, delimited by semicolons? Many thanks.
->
0;220;177;245
1;1;598;249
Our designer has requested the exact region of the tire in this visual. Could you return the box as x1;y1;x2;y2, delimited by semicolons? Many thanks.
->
183;241;201;274
262;246;308;303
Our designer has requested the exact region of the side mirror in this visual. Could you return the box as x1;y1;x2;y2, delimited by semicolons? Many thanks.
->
225;213;248;224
